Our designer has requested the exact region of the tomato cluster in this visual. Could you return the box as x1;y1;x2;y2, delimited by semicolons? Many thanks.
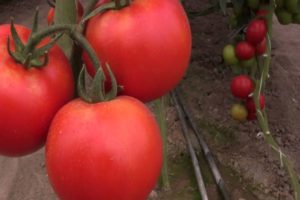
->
223;1;269;122
275;0;300;25
1;0;192;199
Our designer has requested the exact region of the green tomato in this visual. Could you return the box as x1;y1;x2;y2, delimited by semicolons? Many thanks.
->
275;8;293;25
293;13;300;24
240;57;256;68
247;0;259;10
230;104;248;122
223;44;239;65
285;0;299;14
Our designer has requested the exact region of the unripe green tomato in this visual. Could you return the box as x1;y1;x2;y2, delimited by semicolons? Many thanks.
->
275;8;293;25
285;0;299;14
240;57;256;68
293;13;300;24
247;0;259;10
276;0;284;7
223;44;239;65
230;104;248;122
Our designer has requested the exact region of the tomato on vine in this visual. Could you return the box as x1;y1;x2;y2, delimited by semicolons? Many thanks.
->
246;95;265;112
0;24;74;156
46;68;163;200
83;0;191;102
230;75;255;99
255;37;267;56
223;44;239;65
230;104;248;122
246;19;267;45
235;41;255;60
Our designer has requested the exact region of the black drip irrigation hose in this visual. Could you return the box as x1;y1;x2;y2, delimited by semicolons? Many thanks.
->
171;89;231;200
171;92;209;200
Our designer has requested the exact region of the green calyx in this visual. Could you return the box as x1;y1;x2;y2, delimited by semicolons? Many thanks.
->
7;8;61;68
78;64;119;103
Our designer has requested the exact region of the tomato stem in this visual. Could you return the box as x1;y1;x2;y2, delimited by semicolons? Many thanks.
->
154;97;170;191
252;1;300;199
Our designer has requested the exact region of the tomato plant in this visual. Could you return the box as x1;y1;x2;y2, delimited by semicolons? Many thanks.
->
235;41;255;60
83;0;192;102
230;104;248;122
0;24;74;156
46;96;163;200
246;19;267;45
230;75;254;99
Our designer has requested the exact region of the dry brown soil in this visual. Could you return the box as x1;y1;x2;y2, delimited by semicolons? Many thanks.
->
1;0;300;199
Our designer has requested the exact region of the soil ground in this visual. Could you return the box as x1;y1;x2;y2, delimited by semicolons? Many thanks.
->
1;0;300;200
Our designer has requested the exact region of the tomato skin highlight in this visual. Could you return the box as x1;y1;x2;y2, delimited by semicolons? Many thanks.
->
0;25;74;156
230;75;255;99
235;41;255;60
83;0;192;102
46;96;163;200
246;19;267;45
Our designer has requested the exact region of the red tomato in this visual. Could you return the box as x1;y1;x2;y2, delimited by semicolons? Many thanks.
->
246;95;265;112
246;19;267;45
0;25;74;156
46;96;163;200
256;9;268;17
230;75;255;99
247;111;257;121
255;37;267;55
235;41;255;60
83;0;192;102
47;1;84;25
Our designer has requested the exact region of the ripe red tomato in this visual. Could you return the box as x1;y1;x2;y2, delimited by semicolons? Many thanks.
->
47;1;84;25
46;96;163;200
235;41;255;60
0;24;74;156
255;37;267;56
83;0;191;102
247;111;257;121
246;19;267;45
256;9;268;17
246;95;265;112
230;75;255;99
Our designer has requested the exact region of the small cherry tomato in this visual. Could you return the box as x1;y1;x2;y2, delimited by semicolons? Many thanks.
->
230;104;248;122
246;19;267;45
223;44;239;65
255;37;267;56
230;75;255;99
235;41;255;60
246;95;265;112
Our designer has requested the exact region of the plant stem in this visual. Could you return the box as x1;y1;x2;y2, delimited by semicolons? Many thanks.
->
154;97;170;190
253;1;300;199
24;24;101;73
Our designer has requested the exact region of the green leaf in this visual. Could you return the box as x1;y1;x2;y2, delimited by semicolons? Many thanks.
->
54;0;77;57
